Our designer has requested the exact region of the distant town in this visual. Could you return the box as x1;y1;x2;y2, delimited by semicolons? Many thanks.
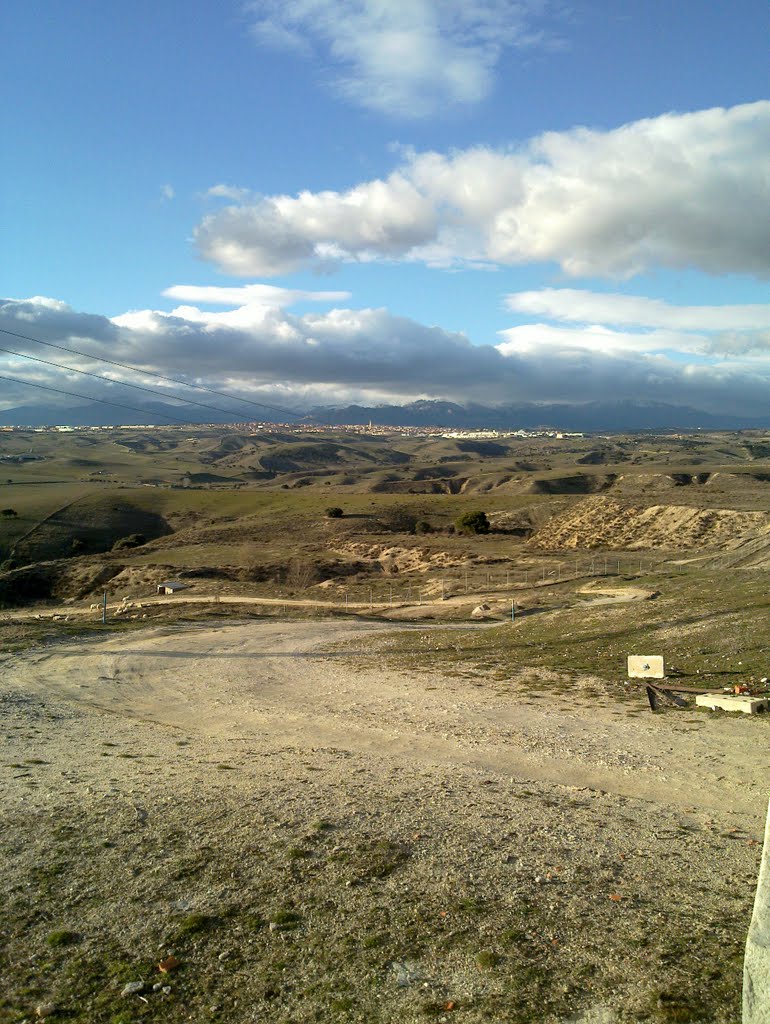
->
0;421;584;439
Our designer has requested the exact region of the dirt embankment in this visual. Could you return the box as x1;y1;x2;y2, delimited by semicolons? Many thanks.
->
337;542;474;574
530;496;770;551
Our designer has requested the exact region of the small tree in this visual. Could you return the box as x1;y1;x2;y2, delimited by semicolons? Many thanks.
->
1;509;17;518
325;507;344;518
286;558;319;591
455;510;490;535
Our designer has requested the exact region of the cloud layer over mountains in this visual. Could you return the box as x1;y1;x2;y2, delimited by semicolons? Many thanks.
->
3;280;770;419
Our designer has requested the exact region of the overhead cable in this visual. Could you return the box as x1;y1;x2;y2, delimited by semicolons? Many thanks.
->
0;373;195;424
0;344;263;423
0;325;300;420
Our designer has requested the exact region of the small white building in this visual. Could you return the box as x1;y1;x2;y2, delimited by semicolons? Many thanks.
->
156;580;188;595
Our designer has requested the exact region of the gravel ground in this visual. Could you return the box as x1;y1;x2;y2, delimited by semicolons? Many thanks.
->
1;619;767;1024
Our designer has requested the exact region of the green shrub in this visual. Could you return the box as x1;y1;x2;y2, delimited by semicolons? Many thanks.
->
325;506;344;518
455;510;490;535
112;533;147;551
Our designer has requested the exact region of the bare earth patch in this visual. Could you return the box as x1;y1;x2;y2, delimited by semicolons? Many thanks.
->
1;619;766;1023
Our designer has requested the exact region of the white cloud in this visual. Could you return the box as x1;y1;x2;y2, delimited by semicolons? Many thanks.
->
496;323;708;356
197;174;438;276
246;0;554;117
162;283;352;307
206;184;252;201
500;289;770;360
160;184;175;201
196;101;770;279
505;289;770;331
707;329;770;356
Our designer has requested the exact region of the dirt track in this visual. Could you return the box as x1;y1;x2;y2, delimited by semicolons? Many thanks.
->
1;618;767;1023
4;619;768;817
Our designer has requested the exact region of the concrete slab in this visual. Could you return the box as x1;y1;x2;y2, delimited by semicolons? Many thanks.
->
695;694;769;714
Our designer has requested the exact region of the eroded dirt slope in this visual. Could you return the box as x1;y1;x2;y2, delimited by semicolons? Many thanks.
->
531;496;770;552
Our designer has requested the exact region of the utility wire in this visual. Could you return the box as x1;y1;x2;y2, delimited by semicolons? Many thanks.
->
0;373;196;425
0;325;300;421
0;344;264;423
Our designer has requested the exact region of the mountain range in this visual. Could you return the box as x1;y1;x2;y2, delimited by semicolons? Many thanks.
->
0;398;768;432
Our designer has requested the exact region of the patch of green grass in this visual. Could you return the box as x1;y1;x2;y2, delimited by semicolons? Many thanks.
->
243;913;266;931
329;997;355;1012
46;929;80;948
330;837;410;882
268;909;302;930
287;846;312;860
341;568;770;695
175;913;217;938
476;950;501;970
311;819;334;832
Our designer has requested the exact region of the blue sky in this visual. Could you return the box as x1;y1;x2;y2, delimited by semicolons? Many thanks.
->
2;0;769;416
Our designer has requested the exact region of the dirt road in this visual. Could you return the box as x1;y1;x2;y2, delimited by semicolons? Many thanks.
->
4;619;767;817
1;618;767;1023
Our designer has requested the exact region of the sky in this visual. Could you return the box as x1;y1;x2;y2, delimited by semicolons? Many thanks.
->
2;0;769;419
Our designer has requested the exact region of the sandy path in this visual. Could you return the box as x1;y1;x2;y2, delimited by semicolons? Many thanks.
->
3;617;767;1023
4;619;768;821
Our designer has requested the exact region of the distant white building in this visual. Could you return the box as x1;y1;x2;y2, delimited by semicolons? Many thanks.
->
156;580;188;595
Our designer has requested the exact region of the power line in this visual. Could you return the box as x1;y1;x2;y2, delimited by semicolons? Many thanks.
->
0;373;196;424
0;325;300;421
0;344;264;423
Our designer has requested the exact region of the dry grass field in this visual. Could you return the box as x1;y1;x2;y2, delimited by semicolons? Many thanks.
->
2;426;770;1022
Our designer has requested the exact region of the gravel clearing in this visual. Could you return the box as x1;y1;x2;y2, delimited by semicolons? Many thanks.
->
1;619;767;1023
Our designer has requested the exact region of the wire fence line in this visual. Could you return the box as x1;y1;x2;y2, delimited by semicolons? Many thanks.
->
268;552;736;608
84;551;748;619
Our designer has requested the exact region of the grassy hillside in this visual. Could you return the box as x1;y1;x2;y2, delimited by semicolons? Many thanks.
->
4;424;770;615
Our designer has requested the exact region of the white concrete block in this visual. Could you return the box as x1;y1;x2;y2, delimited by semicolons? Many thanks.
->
627;655;664;679
695;694;769;714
